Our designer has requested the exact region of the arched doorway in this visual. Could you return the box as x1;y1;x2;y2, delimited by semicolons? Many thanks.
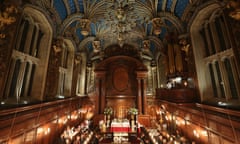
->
95;56;148;117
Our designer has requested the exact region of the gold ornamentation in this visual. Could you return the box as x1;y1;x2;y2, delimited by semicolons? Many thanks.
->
0;5;18;31
105;0;140;45
179;38;190;61
52;38;63;55
152;17;163;35
143;39;150;50
52;44;62;54
92;40;101;53
74;54;82;65
226;0;240;20
77;19;91;36
0;33;5;39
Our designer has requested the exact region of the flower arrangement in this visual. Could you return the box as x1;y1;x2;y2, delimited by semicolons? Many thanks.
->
104;107;113;115
128;107;138;115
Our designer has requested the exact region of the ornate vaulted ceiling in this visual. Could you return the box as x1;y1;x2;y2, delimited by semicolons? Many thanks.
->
33;0;195;59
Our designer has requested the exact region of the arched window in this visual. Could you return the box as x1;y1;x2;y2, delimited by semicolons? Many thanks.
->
3;7;52;104
191;5;240;104
57;40;74;97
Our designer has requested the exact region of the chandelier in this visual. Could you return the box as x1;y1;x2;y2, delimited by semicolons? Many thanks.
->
105;0;138;45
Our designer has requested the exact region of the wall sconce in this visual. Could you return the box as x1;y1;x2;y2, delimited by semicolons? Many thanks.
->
193;130;200;138
193;129;208;138
44;128;51;135
37;127;43;134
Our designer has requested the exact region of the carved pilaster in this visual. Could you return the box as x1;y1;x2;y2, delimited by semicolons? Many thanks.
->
136;70;148;114
45;38;63;99
95;70;106;114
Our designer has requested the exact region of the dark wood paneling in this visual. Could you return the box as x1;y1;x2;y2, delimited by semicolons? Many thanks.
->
158;100;240;144
156;88;197;103
106;98;135;119
138;115;151;127
95;56;148;115
0;97;88;144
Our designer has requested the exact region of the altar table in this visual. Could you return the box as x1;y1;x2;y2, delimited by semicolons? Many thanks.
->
110;119;130;132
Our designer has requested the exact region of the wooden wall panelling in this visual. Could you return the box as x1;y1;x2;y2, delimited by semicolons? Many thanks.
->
11;117;36;136
219;124;235;141
10;133;24;144
0;115;14;140
159;100;240;144
24;129;35;144
236;129;240;143
208;120;218;131
138;115;151;127
209;132;221;144
221;138;235;144
0;97;85;143
95;56;147;114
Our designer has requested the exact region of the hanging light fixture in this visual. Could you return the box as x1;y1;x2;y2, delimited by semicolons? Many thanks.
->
105;0;139;46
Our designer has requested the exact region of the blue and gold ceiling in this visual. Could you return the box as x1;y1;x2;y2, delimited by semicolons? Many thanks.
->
37;0;193;55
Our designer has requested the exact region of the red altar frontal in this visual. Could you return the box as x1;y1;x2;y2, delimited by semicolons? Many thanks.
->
110;119;130;132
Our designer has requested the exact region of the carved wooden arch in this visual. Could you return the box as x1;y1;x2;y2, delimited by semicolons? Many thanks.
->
94;55;148;116
95;55;147;71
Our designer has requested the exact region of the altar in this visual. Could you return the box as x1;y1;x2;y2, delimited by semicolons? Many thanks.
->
98;118;141;143
110;119;130;132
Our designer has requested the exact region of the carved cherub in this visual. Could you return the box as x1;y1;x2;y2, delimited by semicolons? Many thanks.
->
92;40;101;53
52;44;62;54
143;39;150;50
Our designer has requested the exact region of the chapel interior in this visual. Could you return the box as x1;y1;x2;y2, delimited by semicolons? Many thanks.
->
0;0;240;144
